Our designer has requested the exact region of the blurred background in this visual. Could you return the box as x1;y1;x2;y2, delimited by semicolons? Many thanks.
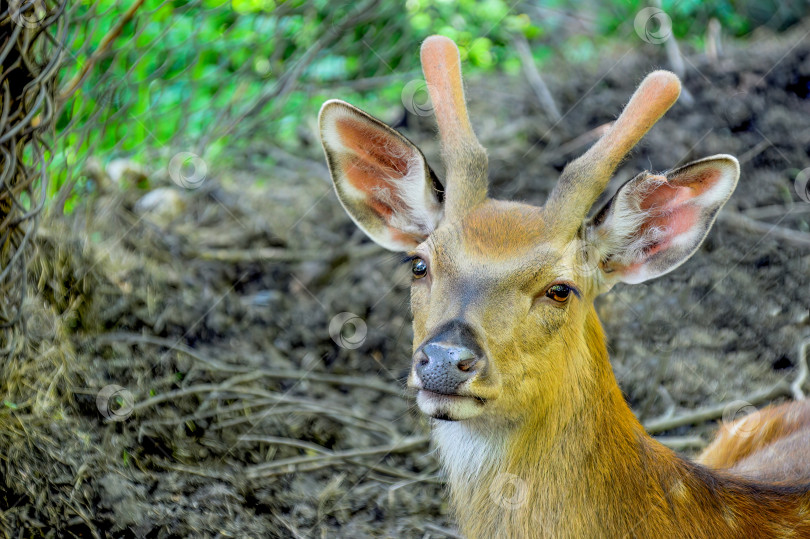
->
1;0;809;536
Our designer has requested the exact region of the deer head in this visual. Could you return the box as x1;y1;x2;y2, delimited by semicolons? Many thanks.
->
318;35;739;426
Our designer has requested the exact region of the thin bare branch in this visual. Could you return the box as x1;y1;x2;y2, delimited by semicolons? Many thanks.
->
644;382;791;434
719;211;810;248
791;337;810;400
57;0;148;103
244;436;429;480
512;34;561;122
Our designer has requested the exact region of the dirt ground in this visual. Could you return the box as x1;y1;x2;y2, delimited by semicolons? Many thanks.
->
1;23;809;538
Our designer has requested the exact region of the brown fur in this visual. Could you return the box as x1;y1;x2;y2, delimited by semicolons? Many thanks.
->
699;401;810;479
319;35;810;538
409;204;810;537
436;304;810;538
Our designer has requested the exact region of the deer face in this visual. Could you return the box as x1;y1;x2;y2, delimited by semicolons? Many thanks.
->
319;36;739;422
406;201;579;421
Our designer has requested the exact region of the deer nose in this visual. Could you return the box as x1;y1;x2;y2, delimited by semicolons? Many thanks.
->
415;342;481;395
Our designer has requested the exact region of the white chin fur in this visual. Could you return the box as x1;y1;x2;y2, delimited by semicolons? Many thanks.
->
416;390;484;420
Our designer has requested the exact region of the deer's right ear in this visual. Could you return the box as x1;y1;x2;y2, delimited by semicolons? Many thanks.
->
319;100;444;252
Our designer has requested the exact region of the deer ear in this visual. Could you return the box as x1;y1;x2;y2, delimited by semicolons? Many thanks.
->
586;155;739;285
319;100;444;252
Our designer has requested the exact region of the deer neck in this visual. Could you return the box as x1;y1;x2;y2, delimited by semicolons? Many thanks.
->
430;308;806;538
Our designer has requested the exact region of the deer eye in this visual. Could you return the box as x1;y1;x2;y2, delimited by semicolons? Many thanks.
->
412;258;428;279
546;284;571;303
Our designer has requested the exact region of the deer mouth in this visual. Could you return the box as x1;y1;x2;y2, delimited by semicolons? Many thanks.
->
416;389;486;420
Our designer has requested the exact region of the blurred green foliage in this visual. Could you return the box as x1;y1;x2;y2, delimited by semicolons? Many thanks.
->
50;0;808;208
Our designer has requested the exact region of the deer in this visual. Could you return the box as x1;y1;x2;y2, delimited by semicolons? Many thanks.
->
318;35;810;538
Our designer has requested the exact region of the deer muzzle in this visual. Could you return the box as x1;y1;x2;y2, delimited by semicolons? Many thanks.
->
410;320;489;420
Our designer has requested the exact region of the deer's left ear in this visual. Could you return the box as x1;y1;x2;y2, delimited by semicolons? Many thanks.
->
586;155;739;285
319;99;444;252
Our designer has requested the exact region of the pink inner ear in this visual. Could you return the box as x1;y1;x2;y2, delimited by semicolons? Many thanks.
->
639;178;683;211
336;117;411;176
672;167;722;195
623;205;701;282
602;159;736;283
612;178;700;274
640;169;722;212
619;201;701;278
618;169;721;277
342;156;395;218
336;117;416;220
638;203;700;255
